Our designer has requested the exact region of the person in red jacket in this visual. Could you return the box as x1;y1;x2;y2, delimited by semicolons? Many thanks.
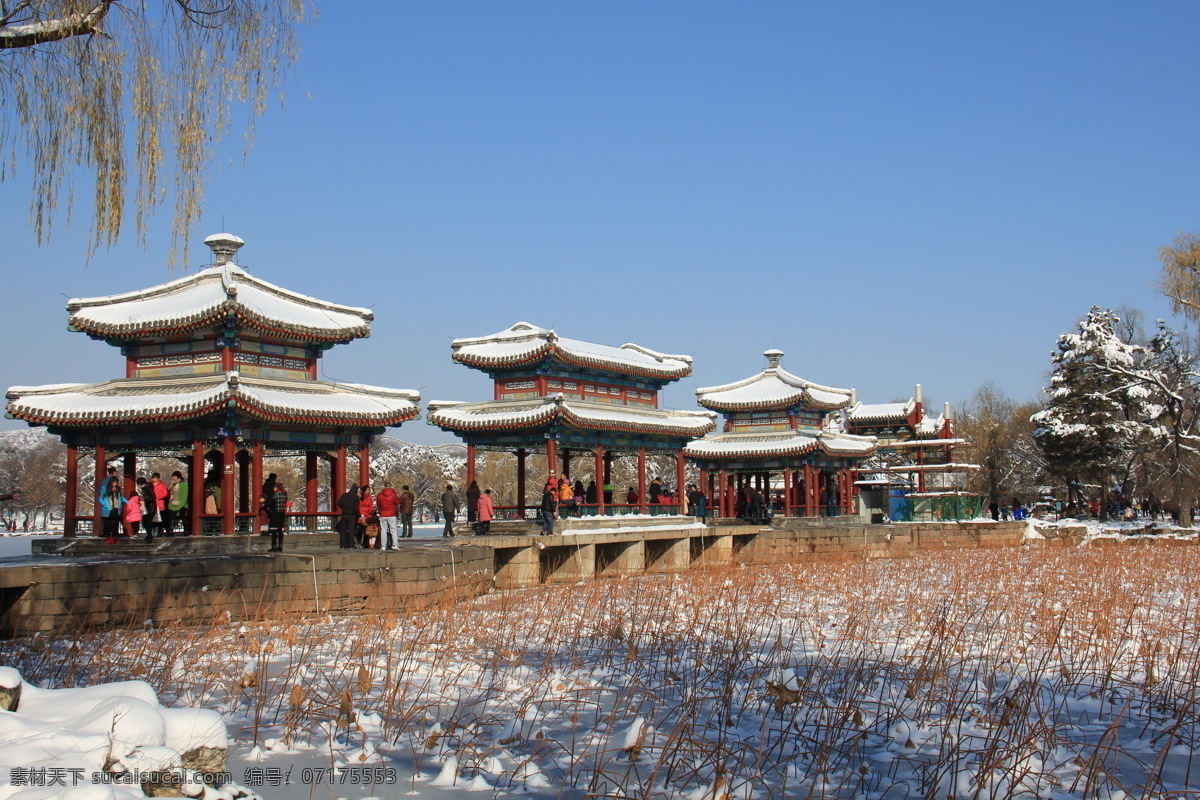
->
151;473;169;538
476;488;495;536
376;481;401;550
358;485;376;549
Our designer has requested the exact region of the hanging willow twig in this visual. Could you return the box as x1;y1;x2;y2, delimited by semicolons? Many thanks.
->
0;0;313;269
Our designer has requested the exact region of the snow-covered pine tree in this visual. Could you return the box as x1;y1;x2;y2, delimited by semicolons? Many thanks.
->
1099;321;1200;527
1032;308;1154;517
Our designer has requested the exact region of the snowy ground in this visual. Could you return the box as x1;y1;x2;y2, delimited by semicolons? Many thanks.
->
3;541;1199;799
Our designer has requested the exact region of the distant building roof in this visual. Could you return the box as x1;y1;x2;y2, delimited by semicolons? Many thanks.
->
847;400;916;424
696;350;853;412
450;322;693;380
426;395;715;438
685;429;876;460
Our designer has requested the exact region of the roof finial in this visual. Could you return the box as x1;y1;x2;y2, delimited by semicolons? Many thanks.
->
764;348;784;369
204;232;245;267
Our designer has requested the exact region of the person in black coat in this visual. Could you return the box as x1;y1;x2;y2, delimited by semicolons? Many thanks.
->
748;488;765;525
337;484;359;549
540;486;557;536
268;484;289;552
466;481;481;525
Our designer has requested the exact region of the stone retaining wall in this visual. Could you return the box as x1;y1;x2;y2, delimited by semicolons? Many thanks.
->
0;546;491;637
2;521;1033;637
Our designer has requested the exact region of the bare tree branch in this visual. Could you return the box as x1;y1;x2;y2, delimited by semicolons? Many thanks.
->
0;1;112;49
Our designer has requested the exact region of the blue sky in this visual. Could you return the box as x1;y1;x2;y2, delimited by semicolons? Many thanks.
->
1;1;1195;445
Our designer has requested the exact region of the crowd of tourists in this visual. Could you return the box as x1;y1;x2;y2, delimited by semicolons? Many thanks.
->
86;470;725;547
96;467;190;544
534;475;710;535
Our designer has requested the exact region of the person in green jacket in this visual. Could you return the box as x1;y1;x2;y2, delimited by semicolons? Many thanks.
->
165;470;189;536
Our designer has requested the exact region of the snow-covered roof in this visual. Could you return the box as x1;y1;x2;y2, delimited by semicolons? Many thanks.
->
6;373;419;428
886;437;967;449
876;463;982;473
66;263;374;344
847;400;916;424
427;395;716;437
916;413;950;437
450;322;693;380
696;350;853;412
685;429;876;461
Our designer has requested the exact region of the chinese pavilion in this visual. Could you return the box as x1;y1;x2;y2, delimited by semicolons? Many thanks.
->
5;234;420;536
684;350;876;518
846;385;981;520
427;322;716;516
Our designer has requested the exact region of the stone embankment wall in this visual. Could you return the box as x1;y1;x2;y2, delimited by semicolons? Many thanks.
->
0;520;1087;636
0;545;491;637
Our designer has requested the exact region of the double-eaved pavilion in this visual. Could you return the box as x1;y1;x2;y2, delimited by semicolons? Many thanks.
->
685;350;876;518
846;385;982;520
427;322;716;516
5;234;420;536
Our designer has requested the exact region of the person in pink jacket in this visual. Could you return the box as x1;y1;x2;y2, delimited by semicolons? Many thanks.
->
475;488;495;536
123;489;144;540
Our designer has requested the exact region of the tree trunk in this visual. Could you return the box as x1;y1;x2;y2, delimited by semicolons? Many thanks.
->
1175;487;1194;529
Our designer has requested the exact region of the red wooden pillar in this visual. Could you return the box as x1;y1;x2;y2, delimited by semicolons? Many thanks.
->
93;445;106;536
516;448;527;513
717;469;726;517
359;443;370;490
122;453;136;494
305;451;318;514
675;451;686;513
545;438;558;477
65;445;78;537
190;440;204;536
804;464;814;517
222;437;236;534
253;444;265;534
637;448;647;514
783;467;792;518
334;443;348;500
466;444;477;486
594;446;606;515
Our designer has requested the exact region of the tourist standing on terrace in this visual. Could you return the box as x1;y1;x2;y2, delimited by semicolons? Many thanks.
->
466;480;481;527
137;477;157;541
399;485;416;538
441;484;460;537
337;484;359;549
688;484;707;520
150;473;168;537
358;485;376;548
476;488;495;535
376;482;400;550
124;488;143;539
268;483;289;552
98;467;125;541
540;482;557;536
166;471;188;536
558;476;575;518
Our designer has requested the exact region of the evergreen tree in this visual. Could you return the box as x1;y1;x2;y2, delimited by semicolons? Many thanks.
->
1032;308;1152;516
